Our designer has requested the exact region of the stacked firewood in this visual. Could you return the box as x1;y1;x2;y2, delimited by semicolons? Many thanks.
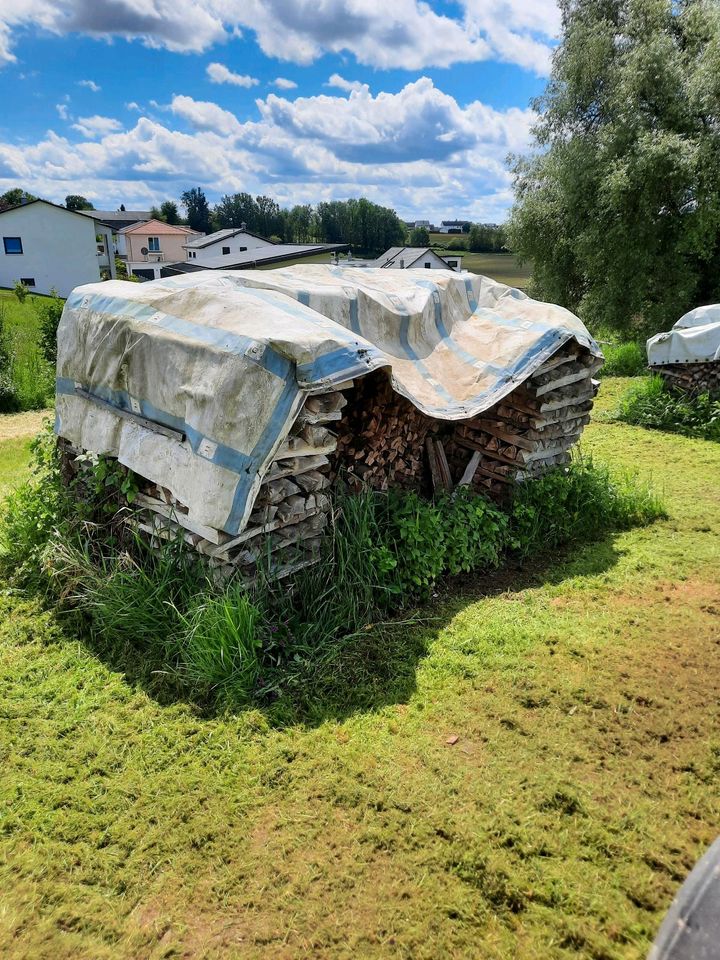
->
132;387;350;580
652;362;720;398
59;341;600;580
331;343;600;499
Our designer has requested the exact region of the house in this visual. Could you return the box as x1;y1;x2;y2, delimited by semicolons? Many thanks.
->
0;198;115;297
161;241;349;276
79;209;152;233
184;227;275;265
413;220;432;229
438;220;470;234
118;219;202;280
343;246;462;272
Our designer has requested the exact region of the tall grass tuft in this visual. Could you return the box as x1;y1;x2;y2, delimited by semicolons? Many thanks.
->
598;341;648;377
612;375;720;441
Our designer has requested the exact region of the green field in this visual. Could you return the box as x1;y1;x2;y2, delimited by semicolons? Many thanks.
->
1;379;719;958
0;290;55;410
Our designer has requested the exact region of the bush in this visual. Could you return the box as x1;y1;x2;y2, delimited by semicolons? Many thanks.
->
599;342;647;377
13;280;29;303
36;291;64;364
613;376;720;442
508;454;667;559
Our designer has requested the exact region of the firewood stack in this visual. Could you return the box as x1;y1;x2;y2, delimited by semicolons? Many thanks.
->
652;362;720;398
59;343;599;580
331;341;600;499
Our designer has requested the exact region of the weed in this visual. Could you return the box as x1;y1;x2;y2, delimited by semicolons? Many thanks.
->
599;341;648;377
612;375;720;441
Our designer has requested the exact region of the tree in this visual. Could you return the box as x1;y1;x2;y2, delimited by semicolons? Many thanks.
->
181;187;212;234
214;193;259;231
65;195;94;211
160;200;181;225
409;226;430;246
508;0;720;337
0;188;37;210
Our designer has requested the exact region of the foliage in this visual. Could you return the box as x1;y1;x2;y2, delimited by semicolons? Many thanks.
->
508;453;666;560
409;226;430;246
509;0;720;337
467;223;506;253
65;194;94;211
0;187;37;210
613;374;720;441
36;290;64;363
13;280;28;304
150;200;181;224
181;186;212;234
443;236;468;251
599;340;648;377
0;303;18;412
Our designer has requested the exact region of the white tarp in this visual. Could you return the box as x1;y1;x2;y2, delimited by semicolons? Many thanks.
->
647;304;720;367
55;266;601;535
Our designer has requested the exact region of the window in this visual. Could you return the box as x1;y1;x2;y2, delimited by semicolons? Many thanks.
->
3;237;22;255
147;237;160;252
424;262;431;268
222;246;230;255
20;277;35;286
187;251;196;259
239;246;247;252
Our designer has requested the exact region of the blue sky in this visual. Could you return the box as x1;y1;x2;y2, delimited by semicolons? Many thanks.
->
0;1;558;222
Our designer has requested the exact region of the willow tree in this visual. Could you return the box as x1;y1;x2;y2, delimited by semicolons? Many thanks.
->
509;0;720;336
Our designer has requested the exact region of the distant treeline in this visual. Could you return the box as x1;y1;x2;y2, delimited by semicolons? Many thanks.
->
180;188;406;256
0;184;508;258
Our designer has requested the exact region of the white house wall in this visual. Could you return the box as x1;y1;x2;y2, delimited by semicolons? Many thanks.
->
0;203;102;297
190;232;274;265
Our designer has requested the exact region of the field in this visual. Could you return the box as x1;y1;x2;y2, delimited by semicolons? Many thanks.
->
1;378;719;959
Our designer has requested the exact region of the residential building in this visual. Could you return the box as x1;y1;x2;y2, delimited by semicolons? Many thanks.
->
0;198;115;297
184;227;275;265
161;241;349;276
119;219;202;280
438;220;470;234
343;246;462;271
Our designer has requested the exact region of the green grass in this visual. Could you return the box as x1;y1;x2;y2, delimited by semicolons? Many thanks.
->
598;341;648;377
610;375;720;441
0;436;34;497
1;382;719;958
0;290;55;410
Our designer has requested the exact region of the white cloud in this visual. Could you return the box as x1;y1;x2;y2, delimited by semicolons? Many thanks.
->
71;115;123;138
0;79;533;224
78;78;100;92
0;0;558;74
271;77;297;90
171;94;242;135
325;73;364;94
55;103;69;120
206;62;259;87
126;101;141;111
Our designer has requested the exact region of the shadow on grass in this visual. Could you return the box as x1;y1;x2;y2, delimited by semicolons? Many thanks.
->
73;532;627;728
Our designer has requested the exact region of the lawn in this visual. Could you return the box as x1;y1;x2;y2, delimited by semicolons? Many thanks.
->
1;378;719;959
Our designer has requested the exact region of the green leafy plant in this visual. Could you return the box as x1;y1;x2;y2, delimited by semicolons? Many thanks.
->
13;280;29;304
599;342;648;378
36;290;64;364
613;376;720;442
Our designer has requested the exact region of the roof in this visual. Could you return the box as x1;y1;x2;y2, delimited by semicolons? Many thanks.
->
163;242;348;273
372;246;452;268
119;218;200;236
185;228;276;249
441;220;469;226
78;209;153;231
0;197;109;224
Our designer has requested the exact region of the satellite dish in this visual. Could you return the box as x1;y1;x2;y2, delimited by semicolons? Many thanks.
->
140;246;148;255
